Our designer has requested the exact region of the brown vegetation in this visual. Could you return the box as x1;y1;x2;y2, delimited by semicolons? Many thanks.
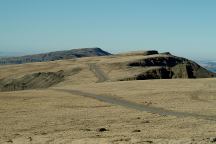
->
0;50;215;143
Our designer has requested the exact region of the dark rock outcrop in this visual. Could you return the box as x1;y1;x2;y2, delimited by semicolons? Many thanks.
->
0;48;111;65
122;53;215;80
142;50;159;56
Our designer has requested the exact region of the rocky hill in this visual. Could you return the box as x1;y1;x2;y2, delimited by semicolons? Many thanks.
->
120;51;216;80
0;50;215;92
0;47;111;65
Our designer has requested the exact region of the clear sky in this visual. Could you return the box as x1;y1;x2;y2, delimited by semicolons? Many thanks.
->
0;0;216;60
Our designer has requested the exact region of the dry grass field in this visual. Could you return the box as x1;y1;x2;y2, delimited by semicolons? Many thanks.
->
0;54;216;144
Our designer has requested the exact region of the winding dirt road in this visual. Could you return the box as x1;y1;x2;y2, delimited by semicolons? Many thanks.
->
55;89;216;121
55;63;216;121
88;63;109;82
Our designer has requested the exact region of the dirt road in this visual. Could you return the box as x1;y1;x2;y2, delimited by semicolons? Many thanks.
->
64;63;216;121
88;63;109;82
55;89;216;121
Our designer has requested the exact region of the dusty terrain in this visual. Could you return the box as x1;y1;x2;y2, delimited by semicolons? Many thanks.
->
0;52;216;144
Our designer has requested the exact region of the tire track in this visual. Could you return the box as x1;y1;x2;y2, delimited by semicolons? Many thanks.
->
54;89;216;121
88;63;109;82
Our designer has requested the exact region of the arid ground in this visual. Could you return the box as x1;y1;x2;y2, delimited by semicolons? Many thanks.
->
0;54;216;144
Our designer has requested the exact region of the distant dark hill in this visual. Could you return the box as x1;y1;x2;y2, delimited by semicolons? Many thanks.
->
197;61;216;73
0;48;111;65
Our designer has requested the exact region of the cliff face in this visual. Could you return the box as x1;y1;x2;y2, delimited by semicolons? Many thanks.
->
0;48;111;65
121;52;215;80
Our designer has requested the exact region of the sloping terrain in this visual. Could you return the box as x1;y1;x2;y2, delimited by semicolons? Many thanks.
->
0;67;82;92
0;71;64;92
122;53;215;80
0;50;215;92
0;47;111;65
0;50;216;143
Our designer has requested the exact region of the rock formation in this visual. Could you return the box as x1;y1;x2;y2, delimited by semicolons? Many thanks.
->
121;51;215;80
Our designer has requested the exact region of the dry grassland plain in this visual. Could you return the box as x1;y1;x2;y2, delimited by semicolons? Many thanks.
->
0;54;216;144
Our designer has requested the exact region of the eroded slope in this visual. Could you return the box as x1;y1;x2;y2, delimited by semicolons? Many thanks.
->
119;52;215;80
0;50;215;92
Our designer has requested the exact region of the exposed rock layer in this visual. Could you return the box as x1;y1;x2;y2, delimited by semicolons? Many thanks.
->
121;52;215;80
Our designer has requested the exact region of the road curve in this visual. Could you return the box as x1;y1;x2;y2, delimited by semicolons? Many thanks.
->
54;89;216;121
88;63;109;82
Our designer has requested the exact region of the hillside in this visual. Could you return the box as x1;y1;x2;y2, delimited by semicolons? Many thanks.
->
0;50;215;92
0;47;111;65
0;50;216;143
121;52;215;80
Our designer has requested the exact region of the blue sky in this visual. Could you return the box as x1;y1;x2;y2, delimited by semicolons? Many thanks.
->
0;0;216;60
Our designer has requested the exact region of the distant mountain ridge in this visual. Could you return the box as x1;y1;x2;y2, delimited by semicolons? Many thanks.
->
0;48;111;65
0;50;215;92
197;60;216;73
